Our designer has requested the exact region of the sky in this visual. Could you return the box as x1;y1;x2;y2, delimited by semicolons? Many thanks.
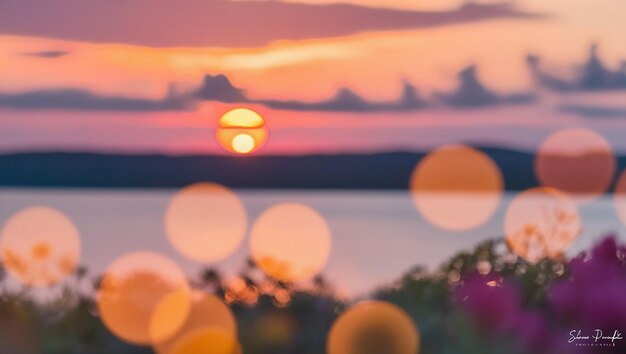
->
2;0;626;155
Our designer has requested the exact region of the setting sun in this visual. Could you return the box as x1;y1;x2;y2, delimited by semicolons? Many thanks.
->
216;108;268;155
232;133;255;154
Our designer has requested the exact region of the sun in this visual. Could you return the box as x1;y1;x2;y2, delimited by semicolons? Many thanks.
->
231;133;255;154
216;108;268;155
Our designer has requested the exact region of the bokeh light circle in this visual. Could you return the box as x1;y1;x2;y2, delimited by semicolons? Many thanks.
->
168;327;240;354
250;203;332;282
535;128;616;202
504;187;581;263
165;183;247;263
154;291;238;354
97;252;191;345
328;301;420;354
0;206;81;287
410;144;503;231
216;108;268;155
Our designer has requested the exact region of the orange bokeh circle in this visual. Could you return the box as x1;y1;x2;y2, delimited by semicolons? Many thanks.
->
0;206;81;287
535;128;616;202
328;301;420;354
165;183;247;263
168;327;241;354
216;108;268;155
250;203;332;282
97;252;192;345
410;144;503;231
154;291;238;354
504;187;581;263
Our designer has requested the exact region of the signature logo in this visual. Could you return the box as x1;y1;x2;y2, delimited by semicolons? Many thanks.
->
569;329;623;347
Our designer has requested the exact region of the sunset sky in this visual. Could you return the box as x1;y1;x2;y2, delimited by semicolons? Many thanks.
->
2;0;626;155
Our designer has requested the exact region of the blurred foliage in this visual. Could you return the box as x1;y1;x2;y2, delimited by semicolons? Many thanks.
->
0;235;625;354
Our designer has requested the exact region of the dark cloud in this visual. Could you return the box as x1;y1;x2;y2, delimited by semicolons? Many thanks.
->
260;82;424;112
20;50;71;58
560;104;626;118
261;88;370;112
192;74;425;112
1;65;537;113
0;0;545;47
170;68;538;113
195;74;249;103
527;44;626;92
0;86;189;111
435;65;535;108
0;74;424;113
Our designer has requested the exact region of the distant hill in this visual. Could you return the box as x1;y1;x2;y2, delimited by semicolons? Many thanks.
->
0;147;617;190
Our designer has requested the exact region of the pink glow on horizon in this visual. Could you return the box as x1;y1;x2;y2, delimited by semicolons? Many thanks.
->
4;100;626;156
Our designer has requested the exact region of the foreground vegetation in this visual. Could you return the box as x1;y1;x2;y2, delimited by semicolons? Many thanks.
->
1;235;625;354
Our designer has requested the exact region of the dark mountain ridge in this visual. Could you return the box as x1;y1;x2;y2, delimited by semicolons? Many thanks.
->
0;147;619;190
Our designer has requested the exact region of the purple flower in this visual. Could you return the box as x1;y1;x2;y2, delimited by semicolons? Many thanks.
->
549;235;626;330
455;272;521;332
510;311;550;350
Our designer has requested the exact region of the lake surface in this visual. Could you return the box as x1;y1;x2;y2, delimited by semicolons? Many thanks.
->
0;188;624;297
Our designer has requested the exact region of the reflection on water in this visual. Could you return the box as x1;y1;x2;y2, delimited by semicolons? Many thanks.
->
0;189;624;296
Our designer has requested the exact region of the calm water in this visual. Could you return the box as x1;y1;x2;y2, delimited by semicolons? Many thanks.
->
0;188;624;297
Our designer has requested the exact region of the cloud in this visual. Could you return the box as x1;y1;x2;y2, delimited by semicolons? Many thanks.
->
0;87;189;111
260;82;424;112
192;74;425;112
527;44;626;92
0;1;545;47
193;66;536;112
435;65;535;108
0;66;533;113
559;104;626;118
0;74;424;113
195;74;249;103
20;50;71;58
